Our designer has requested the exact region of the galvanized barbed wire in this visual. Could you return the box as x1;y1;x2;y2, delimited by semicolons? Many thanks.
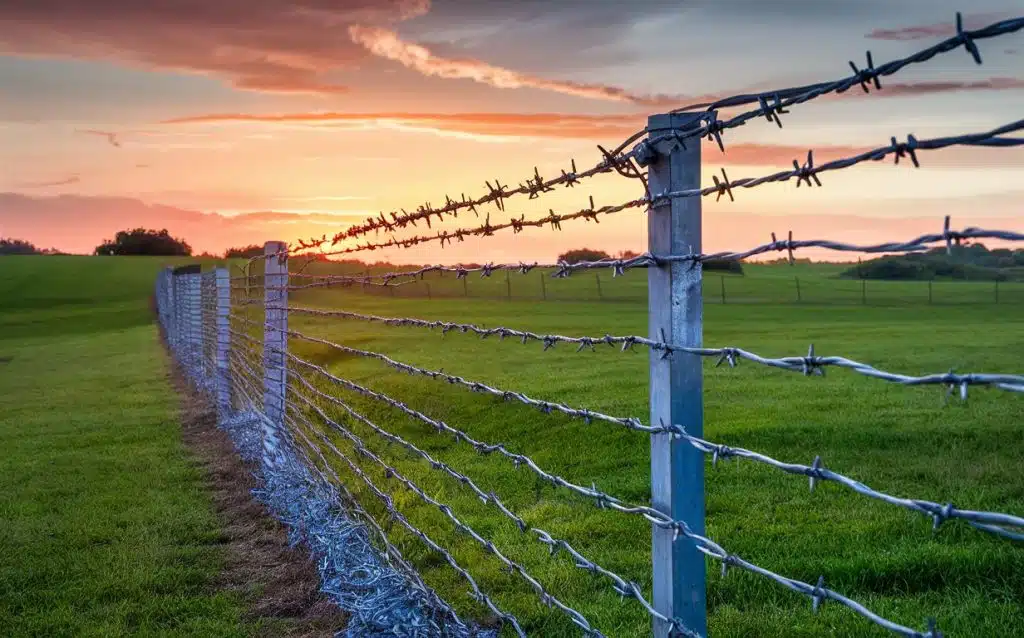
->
677;428;1024;541
283;12;1023;257
288;383;611;638
219;339;477;635
287;371;682;632
283;352;942;637
228;353;487;636
273;305;1024;396
284;401;529;637
269;121;1023;261
661;14;1024;147
278;335;1024;539
272;217;1024;289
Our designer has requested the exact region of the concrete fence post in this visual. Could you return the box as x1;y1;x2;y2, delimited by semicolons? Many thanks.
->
262;241;288;468
645;111;707;637
215;267;232;418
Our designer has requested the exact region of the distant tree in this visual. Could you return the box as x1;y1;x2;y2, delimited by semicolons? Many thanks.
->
0;237;43;255
616;249;641;260
558;248;612;264
95;228;192;256
224;244;264;258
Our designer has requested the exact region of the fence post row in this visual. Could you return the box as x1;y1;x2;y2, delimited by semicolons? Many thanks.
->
262;241;288;469
215;267;232;418
645;111;707;636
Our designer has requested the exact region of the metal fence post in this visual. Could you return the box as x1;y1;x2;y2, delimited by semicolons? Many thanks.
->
540;271;547;301
189;267;203;384
215;267;231;418
263;241;288;468
645;111;706;637
596;273;603;300
720;275;726;305
506;270;512;301
795;276;802;303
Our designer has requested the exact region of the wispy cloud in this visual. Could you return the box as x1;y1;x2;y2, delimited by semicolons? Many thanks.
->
77;129;121;148
163;111;645;141
348;25;689;105
17;175;81;188
0;0;430;95
865;12;1016;41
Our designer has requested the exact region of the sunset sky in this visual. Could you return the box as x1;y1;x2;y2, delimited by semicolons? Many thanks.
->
1;0;1022;263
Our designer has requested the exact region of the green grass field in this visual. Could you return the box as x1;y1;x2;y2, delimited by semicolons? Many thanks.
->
0;256;251;637
2;255;1020;637
290;258;1024;307
259;260;1024;637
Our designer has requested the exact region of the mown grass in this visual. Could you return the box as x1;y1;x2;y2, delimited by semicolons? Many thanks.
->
265;262;1024;637
0;255;250;637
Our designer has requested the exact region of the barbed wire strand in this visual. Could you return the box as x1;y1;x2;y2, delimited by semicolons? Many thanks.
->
251;220;1024;294
287;370;681;631
269;122;1023;261
270;329;1024;541
282;13;1023;256
228;355;474;635
274;305;1024;396
281;349;942;637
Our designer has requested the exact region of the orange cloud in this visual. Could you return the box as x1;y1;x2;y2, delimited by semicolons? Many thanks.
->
348;24;687;106
163;111;647;140
0;0;429;95
17;175;81;188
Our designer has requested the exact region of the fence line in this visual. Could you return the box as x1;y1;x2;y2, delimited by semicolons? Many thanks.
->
156;12;1023;637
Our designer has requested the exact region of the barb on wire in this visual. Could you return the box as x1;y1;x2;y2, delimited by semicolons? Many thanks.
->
276;306;1024;397
284;352;941;638
288;371;679;631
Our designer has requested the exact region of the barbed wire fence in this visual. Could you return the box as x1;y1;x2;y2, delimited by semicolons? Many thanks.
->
155;13;1023;638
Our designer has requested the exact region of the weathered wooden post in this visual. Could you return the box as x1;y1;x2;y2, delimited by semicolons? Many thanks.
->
644;111;706;636
263;242;288;468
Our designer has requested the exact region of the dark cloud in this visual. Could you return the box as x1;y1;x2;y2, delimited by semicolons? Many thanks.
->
0;0;429;94
865;11;1017;40
78;129;121;147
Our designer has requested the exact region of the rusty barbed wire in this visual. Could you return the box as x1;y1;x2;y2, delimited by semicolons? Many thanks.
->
283;351;944;638
287;371;683;633
266;121;1023;261
282;13;1023;258
273;306;1024;396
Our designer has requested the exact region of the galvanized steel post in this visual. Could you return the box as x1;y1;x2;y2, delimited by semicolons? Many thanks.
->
645;111;707;637
215;267;232;417
262;241;288;468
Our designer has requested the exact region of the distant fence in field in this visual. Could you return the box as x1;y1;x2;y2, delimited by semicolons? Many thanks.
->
157;13;1024;638
293;267;1024;307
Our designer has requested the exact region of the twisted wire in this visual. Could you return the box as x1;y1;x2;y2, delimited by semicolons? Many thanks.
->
271;218;1023;288
285;392;530;637
276;305;1024;396
273;122;1023;260
284;13;1023;255
277;330;1024;540
288;370;677;631
283;351;942;637
288;380;608;637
